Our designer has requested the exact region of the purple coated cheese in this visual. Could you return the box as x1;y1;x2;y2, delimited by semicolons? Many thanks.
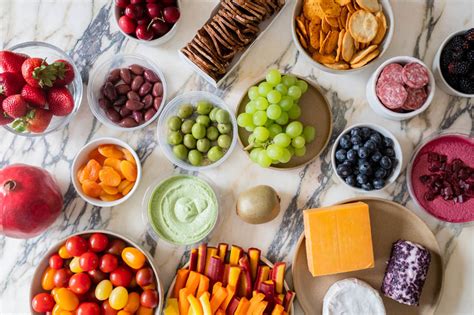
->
381;239;431;306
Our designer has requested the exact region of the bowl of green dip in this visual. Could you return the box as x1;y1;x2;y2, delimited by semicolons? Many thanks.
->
145;174;219;246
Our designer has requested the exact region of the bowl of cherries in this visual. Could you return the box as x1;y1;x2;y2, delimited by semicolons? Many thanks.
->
114;0;181;45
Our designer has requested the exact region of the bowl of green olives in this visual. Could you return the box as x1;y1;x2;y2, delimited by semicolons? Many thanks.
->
157;91;237;171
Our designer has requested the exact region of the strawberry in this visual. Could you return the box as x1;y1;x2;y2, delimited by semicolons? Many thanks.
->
26;108;53;133
2;94;28;118
51;60;75;86
21;58;57;88
0;96;14;126
0;72;25;96
0;51;29;73
47;87;74;116
21;85;47;108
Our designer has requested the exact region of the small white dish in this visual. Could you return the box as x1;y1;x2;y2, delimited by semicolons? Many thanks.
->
366;56;435;121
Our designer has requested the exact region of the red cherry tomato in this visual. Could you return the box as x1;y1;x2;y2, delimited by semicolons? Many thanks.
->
89;233;109;252
100;253;119;273
135;267;154;288
69;273;91;295
110;266;132;287
32;293;55;312
79;252;99;271
54;268;73;288
66;236;89;256
101;300;118;315
107;239;127;256
76;302;100;315
140;289;158;308
49;254;64;270
88;269;107;284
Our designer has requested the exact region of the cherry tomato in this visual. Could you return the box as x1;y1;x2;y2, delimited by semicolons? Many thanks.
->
88;269;106;284
107;239;127;256
117;311;132;315
54;268;73;288
89;233;109;252
140;289;158;308
54;288;79;311
123;292;140;313
59;245;73;259
66;236;89;257
76;302;100;315
69;257;83;273
69;273;91;295
101;300;118;315
135;267;154;288
95;279;113;301
32;293;55;312
99;253;118;273
137;306;153;315
109;286;129;310
79;252;99;271
49;254;64;270
110;266;132;287
52;303;62;315
41;267;57;290
121;247;146;269
129;276;138;288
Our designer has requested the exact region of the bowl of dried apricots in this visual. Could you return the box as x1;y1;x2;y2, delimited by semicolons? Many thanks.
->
72;137;142;207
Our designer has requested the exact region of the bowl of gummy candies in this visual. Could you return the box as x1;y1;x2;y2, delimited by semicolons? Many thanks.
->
30;230;163;314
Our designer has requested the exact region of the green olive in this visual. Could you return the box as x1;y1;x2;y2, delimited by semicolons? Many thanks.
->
196;101;213;115
167;116;182;131
206;126;219;141
181;119;195;134
183;134;197;149
178;104;193;119
167;131;183;145
196;115;211;127
173;144;188;160
215;109;230;123
197;138;211;153
217;123;232;134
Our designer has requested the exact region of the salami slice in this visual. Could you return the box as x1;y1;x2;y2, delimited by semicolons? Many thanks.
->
402;62;429;88
402;87;427;110
378;63;404;85
376;81;408;109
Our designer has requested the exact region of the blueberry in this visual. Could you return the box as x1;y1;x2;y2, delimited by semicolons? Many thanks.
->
385;147;395;157
361;127;371;139
356;173;369;185
336;164;352;177
353;168;360;175
339;135;352;149
370;132;382;144
380;156;392;169
350;127;362;138
373;178;385;190
358;147;369;159
361;182;373;191
345;175;356;187
351;135;362;145
371;151;383;163
352;144;360;151
359;161;372;175
364;140;377;152
336;149;347;162
346;149;358;162
374;168;387;179
383;136;393;147
342;160;354;168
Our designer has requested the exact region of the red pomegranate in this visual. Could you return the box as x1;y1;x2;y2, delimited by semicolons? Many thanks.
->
0;164;63;238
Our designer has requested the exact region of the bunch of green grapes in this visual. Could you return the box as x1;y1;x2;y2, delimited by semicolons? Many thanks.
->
237;69;316;168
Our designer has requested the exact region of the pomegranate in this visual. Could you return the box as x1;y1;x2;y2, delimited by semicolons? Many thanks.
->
0;164;63;238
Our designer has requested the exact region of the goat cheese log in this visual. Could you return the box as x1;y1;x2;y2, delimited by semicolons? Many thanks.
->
381;239;431;306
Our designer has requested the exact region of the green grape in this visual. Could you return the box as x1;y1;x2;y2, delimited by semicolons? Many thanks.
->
217;134;232;149
294;146;306;157
275;112;289;125
167;131;183;145
288;104;301;119
196;101;213;114
282;75;297;87
245;101;257;114
250;148;263;162
208;146;224;162
286;121;303;138
266;69;282;85
267;90;282;104
288;86;302;100
196;115;210;127
237;113;253;127
279;148;291;163
253;110;268;126
181;119;194;134
248;133;256;144
303;126;316;143
258;82;273;96
197;138;211;153
245;124;255;132
275;83;288;96
255;97;269;111
264;118;274;128
292;136;306;149
273;133;291;147
183;134;196;149
188;150;202;166
215;109;230;123
296;80;308;93
268;124;283;138
254;126;270;142
173;144;188;160
266;104;282;120
178;104;193;119
167;116;182;131
257;150;272;168
248;86;259;100
287;145;295;156
279;96;293;111
206;126;219;141
266;144;284;160
217;123;232;134
209;107;219;122
191;123;206;139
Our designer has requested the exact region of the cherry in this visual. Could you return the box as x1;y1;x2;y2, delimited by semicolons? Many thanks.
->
163;6;180;23
130;0;143;3
150;20;170;36
136;25;154;40
118;15;137;34
161;0;176;5
147;3;162;18
125;4;144;19
137;18;151;26
115;0;129;9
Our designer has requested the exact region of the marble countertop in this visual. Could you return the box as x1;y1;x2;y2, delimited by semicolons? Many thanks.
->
0;0;473;314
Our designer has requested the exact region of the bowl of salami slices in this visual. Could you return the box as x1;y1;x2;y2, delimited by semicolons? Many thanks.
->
366;56;435;121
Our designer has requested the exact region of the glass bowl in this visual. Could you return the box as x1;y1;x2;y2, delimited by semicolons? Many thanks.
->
87;53;167;131
157;91;237;171
4;41;83;136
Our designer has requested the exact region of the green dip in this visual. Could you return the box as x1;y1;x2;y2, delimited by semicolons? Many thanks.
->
148;175;218;245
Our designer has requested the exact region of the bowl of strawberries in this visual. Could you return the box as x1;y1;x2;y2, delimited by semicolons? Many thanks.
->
0;41;82;136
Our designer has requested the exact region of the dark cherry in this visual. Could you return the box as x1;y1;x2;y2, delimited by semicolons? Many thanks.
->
163;6;180;23
136;24;154;40
150;20;170;36
147;3;162;18
115;0;129;9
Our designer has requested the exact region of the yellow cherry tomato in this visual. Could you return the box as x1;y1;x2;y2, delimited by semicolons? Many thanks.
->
41;267;56;290
123;292;140;313
109;286;129;310
137;306;153;315
121;247;146;269
54;288;79;311
58;245;72;259
95;279;113;301
69;257;83;273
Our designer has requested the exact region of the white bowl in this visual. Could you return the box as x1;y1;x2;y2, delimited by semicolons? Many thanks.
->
432;29;474;98
157;91;238;171
331;123;402;192
71;137;142;207
30;230;164;314
291;0;394;74
366;56;435;121
113;0;182;46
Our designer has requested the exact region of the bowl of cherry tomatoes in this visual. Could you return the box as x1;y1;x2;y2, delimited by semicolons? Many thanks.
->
30;230;163;314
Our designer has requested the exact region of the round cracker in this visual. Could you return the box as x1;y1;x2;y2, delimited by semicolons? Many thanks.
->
342;31;355;62
350;44;378;64
323;30;339;55
350;49;380;68
356;0;380;13
348;10;378;43
319;0;341;18
324;61;350;70
336;29;345;61
372;11;387;44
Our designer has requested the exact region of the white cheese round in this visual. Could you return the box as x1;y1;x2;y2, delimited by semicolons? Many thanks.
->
323;278;386;315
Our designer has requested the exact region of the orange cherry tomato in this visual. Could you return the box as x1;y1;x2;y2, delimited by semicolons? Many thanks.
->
136;305;153;315
41;267;56;291
123;292;140;313
121;247;146;269
58;245;73;259
54;288;79;311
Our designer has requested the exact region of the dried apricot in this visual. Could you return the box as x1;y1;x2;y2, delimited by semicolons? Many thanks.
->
104;158;124;177
98;145;124;159
121;148;136;164
82;180;102;198
118;180;132;193
99;167;122;187
100;193;123;202
120;160;137;182
88;148;106;165
82;159;101;181
77;166;86;184
101;184;119;195
122;182;135;196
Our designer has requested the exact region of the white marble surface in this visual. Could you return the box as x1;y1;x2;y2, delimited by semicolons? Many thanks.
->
0;0;473;314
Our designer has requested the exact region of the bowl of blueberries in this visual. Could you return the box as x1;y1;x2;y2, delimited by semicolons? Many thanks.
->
331;123;402;191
